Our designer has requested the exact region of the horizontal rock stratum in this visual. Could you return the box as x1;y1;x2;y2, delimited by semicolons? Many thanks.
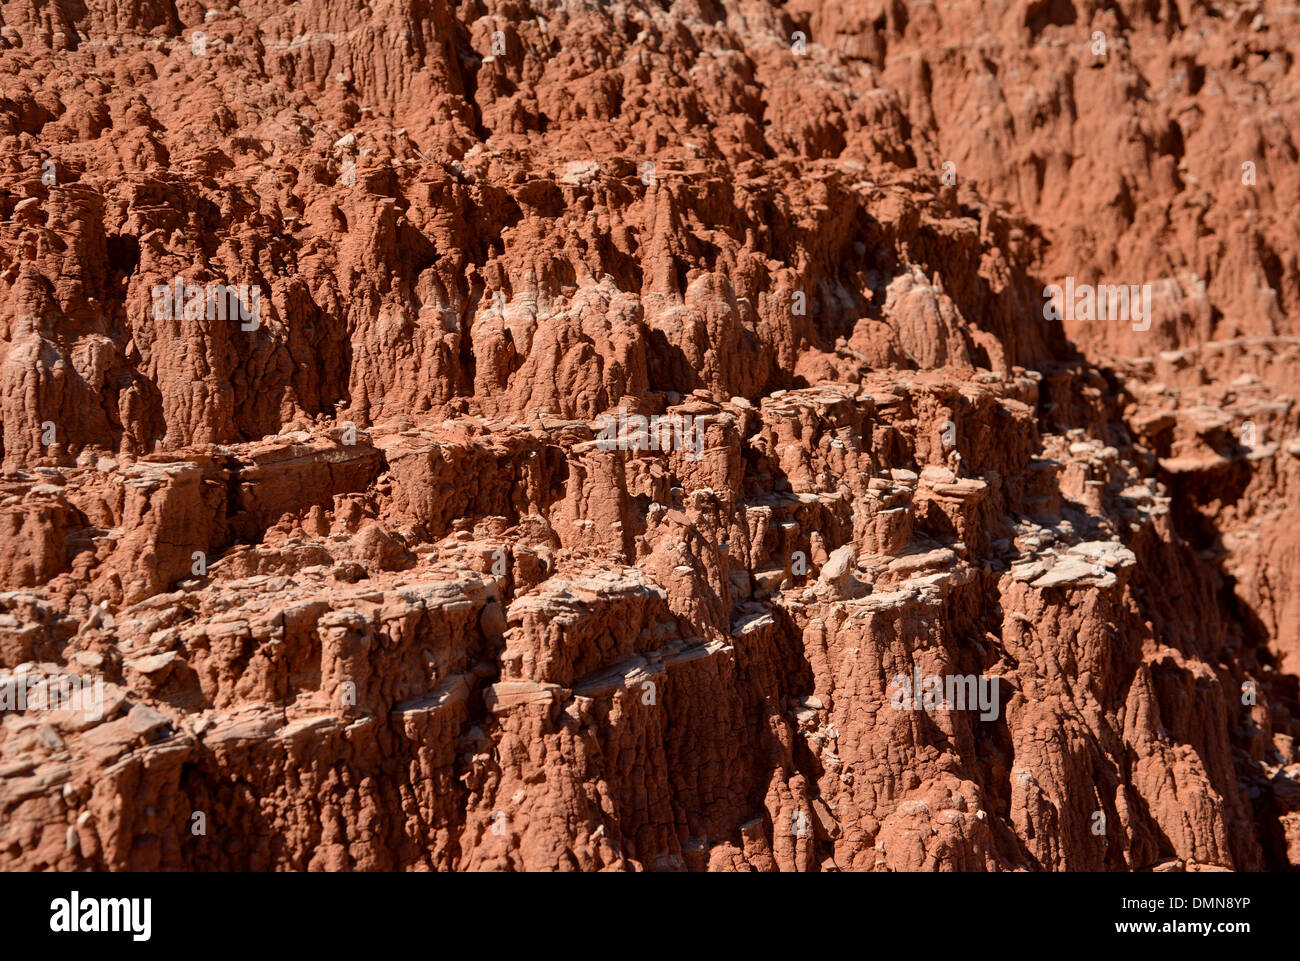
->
0;0;1298;871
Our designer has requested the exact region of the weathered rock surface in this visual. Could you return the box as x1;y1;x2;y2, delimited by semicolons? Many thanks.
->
0;0;1297;871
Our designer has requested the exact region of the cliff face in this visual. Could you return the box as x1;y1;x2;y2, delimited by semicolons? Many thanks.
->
0;0;1297;871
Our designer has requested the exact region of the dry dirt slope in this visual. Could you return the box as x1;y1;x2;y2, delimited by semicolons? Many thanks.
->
0;0;1297;871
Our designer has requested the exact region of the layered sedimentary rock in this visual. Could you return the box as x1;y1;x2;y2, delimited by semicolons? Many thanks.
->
0;0;1297;871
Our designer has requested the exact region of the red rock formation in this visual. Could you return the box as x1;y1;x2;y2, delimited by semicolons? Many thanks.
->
0;0;1297;871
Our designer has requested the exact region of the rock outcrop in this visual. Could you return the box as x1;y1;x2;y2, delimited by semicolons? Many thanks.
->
0;0;1297;871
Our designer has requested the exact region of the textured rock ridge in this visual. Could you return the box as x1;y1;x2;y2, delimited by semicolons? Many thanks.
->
0;0;1297;871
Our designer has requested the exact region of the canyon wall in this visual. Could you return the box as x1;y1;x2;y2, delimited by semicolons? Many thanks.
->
0;0;1297;870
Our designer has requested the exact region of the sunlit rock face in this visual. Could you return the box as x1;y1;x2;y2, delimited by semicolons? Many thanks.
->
0;0;1297;872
